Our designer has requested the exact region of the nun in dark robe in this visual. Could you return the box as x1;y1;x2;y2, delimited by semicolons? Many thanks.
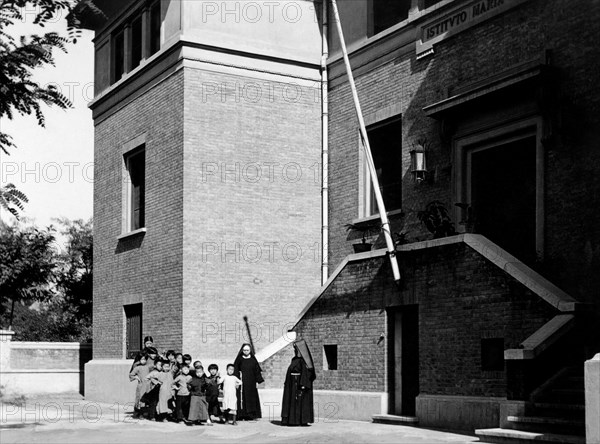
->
233;343;264;420
281;339;316;426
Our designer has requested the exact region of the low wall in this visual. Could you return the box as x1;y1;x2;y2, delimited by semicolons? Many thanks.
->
84;359;136;404
0;331;92;396
416;394;503;431
586;354;600;444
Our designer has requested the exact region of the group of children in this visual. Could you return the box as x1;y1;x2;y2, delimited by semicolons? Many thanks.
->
129;342;243;425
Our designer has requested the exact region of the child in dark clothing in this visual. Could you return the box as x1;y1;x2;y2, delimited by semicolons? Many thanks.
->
187;364;212;426
143;360;163;421
172;365;192;423
206;364;223;423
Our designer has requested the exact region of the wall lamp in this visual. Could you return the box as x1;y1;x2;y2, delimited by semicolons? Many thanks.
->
410;138;429;183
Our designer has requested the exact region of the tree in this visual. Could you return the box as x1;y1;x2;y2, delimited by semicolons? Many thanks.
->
54;217;92;338
0;220;56;329
0;218;93;341
0;0;102;217
0;183;29;219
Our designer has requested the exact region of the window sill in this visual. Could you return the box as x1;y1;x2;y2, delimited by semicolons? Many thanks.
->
352;209;404;226
117;228;147;241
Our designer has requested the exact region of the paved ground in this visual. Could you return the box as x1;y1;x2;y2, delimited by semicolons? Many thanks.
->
0;395;481;443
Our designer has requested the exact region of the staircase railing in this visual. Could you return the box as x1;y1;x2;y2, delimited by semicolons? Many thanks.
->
505;313;585;402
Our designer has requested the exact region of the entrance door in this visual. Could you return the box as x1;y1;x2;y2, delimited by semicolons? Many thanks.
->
469;136;537;263
389;305;419;415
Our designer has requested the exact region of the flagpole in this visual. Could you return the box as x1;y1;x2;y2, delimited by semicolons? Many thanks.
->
329;0;401;282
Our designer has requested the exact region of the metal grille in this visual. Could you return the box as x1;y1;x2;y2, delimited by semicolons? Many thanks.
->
125;304;142;359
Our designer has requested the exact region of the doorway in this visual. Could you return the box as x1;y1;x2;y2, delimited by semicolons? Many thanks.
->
468;136;537;263
388;305;419;416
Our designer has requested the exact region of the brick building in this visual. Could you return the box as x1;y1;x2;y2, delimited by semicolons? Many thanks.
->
84;0;323;401
84;0;600;439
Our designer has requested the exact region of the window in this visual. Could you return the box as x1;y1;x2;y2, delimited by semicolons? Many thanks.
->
125;304;143;359
149;1;161;56
109;2;161;86
363;118;403;217
125;147;146;231
481;338;504;371
369;0;411;37
131;15;143;70
113;30;125;83
323;344;338;371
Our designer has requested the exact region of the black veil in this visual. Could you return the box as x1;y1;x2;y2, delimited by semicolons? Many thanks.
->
294;339;314;369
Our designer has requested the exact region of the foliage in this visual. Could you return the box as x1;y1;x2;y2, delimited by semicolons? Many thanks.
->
55;217;92;323
0;218;93;341
0;220;57;328
0;183;29;219
394;231;410;246
455;202;476;233
345;222;381;244
0;0;103;217
417;200;457;239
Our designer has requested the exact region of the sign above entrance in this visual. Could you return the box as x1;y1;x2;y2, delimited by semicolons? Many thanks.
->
417;0;530;57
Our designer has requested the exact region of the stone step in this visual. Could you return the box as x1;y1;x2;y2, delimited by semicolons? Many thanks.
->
531;402;584;412
505;416;585;435
475;428;585;444
528;402;585;420
372;414;419;425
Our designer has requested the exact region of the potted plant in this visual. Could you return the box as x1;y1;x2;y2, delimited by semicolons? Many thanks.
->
417;200;457;239
394;231;410;246
455;203;476;233
345;222;381;253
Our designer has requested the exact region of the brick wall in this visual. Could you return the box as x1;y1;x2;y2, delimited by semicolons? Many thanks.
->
294;242;557;397
93;70;185;358
260;343;296;389
327;0;600;308
181;68;322;361
94;61;322;360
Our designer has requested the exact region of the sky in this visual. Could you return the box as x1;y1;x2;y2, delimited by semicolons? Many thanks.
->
0;10;95;230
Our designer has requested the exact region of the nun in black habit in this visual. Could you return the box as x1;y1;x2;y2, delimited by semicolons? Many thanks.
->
233;343;264;420
281;339;316;426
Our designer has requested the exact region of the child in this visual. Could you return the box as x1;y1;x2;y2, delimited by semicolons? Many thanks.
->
172;365;192;423
187;364;212;426
144;359;163;421
129;355;150;418
206;364;223;422
183;354;193;368
166;350;176;367
148;360;174;422
174;353;184;375
219;363;242;425
190;360;204;378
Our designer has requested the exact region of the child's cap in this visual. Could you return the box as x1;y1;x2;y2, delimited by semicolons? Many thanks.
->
208;363;219;371
183;354;192;361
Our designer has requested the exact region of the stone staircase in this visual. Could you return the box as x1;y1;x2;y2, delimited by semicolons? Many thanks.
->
476;366;586;444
